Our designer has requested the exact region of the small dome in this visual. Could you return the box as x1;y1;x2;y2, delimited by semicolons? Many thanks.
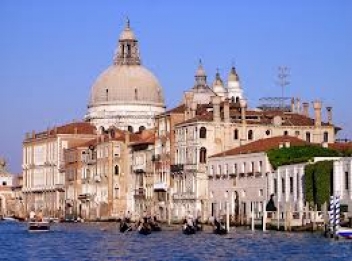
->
89;65;164;106
228;66;239;82
196;60;206;77
119;18;136;41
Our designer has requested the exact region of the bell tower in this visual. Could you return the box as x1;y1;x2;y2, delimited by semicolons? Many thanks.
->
113;18;141;65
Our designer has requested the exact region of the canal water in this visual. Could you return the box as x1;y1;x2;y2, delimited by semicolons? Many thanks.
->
0;221;351;261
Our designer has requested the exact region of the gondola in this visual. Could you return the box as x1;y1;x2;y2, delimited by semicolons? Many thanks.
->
150;222;162;232
119;220;132;233
183;224;196;235
138;223;152;235
213;220;227;235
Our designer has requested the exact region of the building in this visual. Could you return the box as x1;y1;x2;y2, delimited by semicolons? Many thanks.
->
22;122;96;217
208;136;308;223
85;19;166;132
171;86;338;220
0;159;14;217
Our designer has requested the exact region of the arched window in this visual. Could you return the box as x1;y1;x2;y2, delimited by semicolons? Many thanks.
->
106;89;109;101
234;129;239;140
248;130;253;140
235;97;240;103
324;132;329;143
199;147;207;163
114;165;120;175
231;96;235;103
128;126;134;133
199;127;207;139
306;132;311;142
100;126;105;135
134;88;138;100
139;126;146;132
284;130;288;136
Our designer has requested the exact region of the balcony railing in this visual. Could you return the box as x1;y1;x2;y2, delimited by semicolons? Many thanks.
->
134;188;146;199
152;154;161;162
170;164;184;174
154;182;168;192
173;192;196;200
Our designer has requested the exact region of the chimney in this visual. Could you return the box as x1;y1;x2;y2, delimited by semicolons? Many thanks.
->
211;96;221;122
183;91;194;120
313;100;322;127
239;99;247;125
291;98;295;112
124;131;130;145
224;99;230;123
191;101;197;119
295;98;301;113
326;106;333;125
302;102;309;117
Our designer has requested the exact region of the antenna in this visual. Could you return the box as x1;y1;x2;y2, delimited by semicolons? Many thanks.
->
277;66;290;109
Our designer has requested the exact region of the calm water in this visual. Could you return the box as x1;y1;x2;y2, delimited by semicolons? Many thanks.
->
0;221;351;261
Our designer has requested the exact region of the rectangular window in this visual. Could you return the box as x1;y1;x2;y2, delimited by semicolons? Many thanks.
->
290;177;294;194
282;178;285;193
345;171;349;190
274;178;277;194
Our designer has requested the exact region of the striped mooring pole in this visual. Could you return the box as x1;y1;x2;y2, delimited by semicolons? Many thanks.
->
335;195;340;233
329;195;335;236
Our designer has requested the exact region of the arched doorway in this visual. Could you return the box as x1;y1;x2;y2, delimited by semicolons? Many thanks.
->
234;191;239;224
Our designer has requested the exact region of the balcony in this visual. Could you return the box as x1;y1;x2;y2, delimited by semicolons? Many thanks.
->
173;192;196;200
134;188;146;199
78;193;91;201
152;154;161;162
133;164;146;174
170;164;184;174
154;182;168;192
55;184;65;192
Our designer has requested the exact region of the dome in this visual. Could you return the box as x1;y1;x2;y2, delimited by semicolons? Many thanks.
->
119;18;136;41
228;66;239;82
89;65;164;106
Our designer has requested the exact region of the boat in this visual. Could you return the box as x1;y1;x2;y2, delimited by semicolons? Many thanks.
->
213;220;227;235
138;223;152;235
1;216;18;222
120;221;132;233
150;222;162;232
28;221;50;232
335;227;352;239
183;224;196;235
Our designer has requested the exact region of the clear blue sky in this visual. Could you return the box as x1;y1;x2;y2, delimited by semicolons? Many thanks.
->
1;0;351;173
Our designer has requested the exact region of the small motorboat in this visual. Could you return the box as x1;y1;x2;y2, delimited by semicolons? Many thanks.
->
336;227;352;239
183;224;196;235
120;221;132;233
28;221;50;232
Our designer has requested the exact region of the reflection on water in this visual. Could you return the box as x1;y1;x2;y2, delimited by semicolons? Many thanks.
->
0;222;351;261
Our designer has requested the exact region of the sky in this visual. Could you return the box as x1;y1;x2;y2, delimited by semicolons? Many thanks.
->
1;0;351;173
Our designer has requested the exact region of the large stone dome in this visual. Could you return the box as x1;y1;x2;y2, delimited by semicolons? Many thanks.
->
85;19;165;132
89;65;164;106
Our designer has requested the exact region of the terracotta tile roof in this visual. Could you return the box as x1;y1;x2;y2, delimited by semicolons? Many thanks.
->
210;136;309;158
328;142;352;152
158;104;186;116
27;122;97;141
130;129;156;145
